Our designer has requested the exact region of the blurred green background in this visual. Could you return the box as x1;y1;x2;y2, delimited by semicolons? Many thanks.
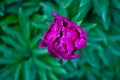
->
0;0;120;80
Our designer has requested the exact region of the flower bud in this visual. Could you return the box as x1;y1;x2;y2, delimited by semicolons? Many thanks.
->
40;12;87;60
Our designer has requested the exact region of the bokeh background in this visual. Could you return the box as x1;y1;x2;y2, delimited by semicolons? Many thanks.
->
0;0;120;80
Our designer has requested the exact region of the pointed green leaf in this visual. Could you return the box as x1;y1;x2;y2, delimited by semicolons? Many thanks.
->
15;32;27;47
18;8;29;28
55;0;73;8
38;70;47;80
0;44;12;56
23;22;30;42
82;23;97;32
111;0;120;10
0;58;16;64
33;56;50;70
76;20;83;26
0;67;14;79
24;7;39;17
13;63;21;80
31;22;48;30
0;15;17;25
80;0;90;7
0;36;23;50
32;14;47;23
48;72;58;80
1;25;16;37
44;57;60;66
52;67;67;74
40;2;58;21
87;72;96;80
72;1;91;22
30;34;42;49
23;61;31;80
32;48;48;56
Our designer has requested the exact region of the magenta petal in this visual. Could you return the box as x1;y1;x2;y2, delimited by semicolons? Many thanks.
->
74;25;82;34
47;45;64;59
52;11;58;17
75;38;87;50
80;31;87;39
43;24;53;39
40;40;46;48
65;54;82;60
66;41;74;55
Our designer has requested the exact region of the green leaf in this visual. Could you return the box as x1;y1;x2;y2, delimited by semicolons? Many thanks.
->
4;0;15;4
115;66;120;79
87;72;96;80
76;20;83;26
72;1;91;22
30;34;42;49
32;14;47;23
82;23;97;32
108;45;120;56
0;2;5;12
38;70;47;80
22;0;39;7
86;45;101;68
40;2;58;21
33;56;51;70
92;0;109;30
100;0;109;21
0;36;23;51
55;0;73;8
44;57;60;66
70;59;78;68
0;67;14;79
23;61;31;80
18;8;29;28
107;35;120;41
6;2;20;14
98;49;108;65
1;25;16;37
15;32;27;48
48;72;58;80
23;22;30;42
111;8;120;26
80;0;90;7
0;58;16;64
0;44;12;56
24;7;40;17
0;10;4;16
51;67;67;74
31;22;48;30
13;63;21;80
59;7;68;17
0;15;17;25
111;0;120;10
32;48;48;56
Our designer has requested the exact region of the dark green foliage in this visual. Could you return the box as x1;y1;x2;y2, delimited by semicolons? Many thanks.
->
0;0;120;80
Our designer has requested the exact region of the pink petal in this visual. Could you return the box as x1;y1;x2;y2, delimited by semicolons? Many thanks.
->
80;31;87;39
40;39;47;48
52;11;58;17
47;45;64;59
75;38;87;50
64;54;82;60
74;24;82;34
43;24;53;39
66;41;75;55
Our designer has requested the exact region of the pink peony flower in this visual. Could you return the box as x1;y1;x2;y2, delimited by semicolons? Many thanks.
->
40;12;87;60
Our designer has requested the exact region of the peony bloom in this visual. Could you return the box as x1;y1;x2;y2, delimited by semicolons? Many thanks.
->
40;12;87;60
